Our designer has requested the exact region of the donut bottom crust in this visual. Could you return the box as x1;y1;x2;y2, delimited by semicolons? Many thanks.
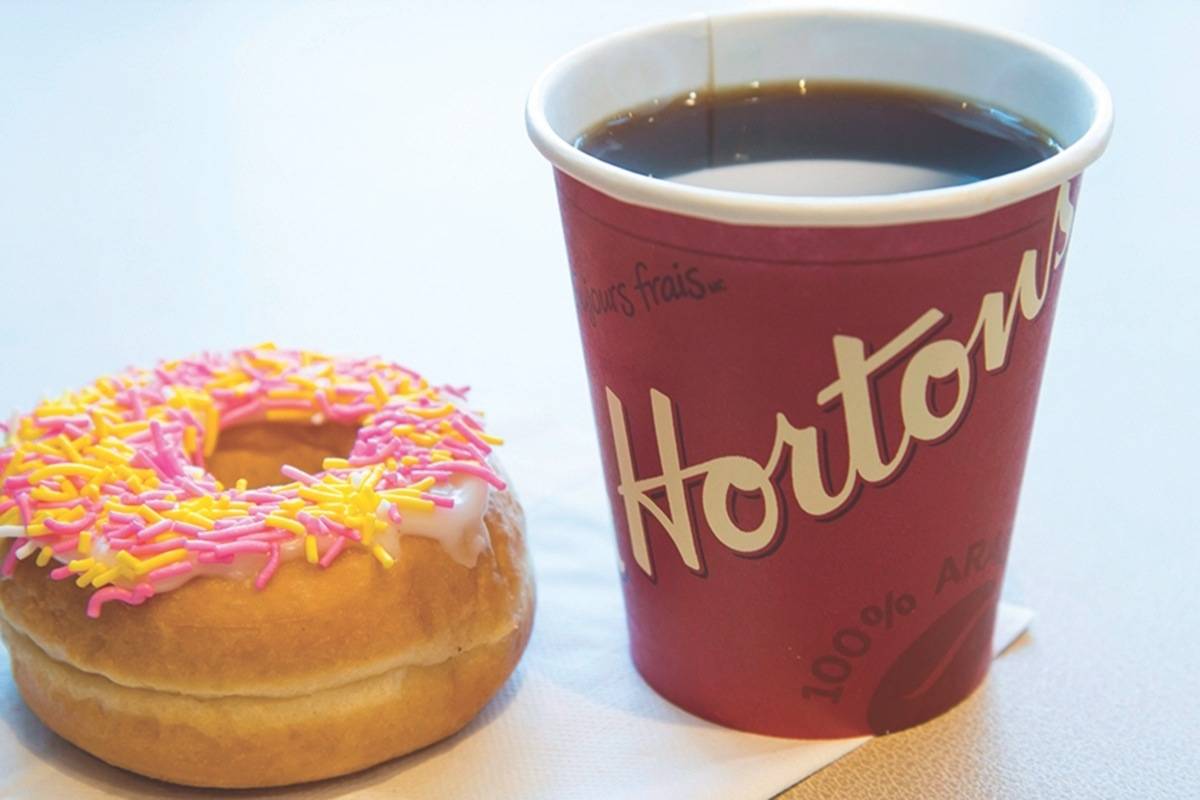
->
1;607;532;789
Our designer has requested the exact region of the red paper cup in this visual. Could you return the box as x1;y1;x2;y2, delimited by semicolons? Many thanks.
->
527;9;1112;737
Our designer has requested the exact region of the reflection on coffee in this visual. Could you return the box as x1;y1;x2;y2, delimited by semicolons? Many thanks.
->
575;81;1061;196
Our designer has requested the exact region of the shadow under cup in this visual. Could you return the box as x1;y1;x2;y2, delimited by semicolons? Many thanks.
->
528;10;1111;738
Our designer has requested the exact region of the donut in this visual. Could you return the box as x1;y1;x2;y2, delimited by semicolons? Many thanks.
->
0;345;534;788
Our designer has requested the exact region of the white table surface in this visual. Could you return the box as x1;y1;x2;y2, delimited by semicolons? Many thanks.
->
1;1;1197;798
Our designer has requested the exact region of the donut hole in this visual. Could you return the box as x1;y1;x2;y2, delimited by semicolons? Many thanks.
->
206;422;359;489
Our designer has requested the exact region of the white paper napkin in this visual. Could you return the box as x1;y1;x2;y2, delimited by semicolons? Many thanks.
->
0;472;1033;800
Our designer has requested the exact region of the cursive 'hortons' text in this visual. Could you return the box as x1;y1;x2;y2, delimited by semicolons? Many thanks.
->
606;185;1075;578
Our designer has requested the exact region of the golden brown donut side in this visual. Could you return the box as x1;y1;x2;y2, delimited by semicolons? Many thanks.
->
2;592;533;789
0;490;534;788
0;490;531;696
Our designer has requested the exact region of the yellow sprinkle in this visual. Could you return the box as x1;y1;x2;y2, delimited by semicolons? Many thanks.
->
371;544;395;568
478;432;505;445
266;388;312;401
79;531;92;554
204;404;220;457
25;523;49;537
389;496;436;512
111;421;150;437
265;409;317;423
298;486;342;503
28;463;102;482
36;546;53;567
369;374;389;406
34;404;80;417
89;445;124;464
362;465;384;492
322;457;350;470
163;509;215;530
265;515;306;536
136;549;187;575
67;557;95;573
30;486;72;502
235;478;248;491
283;371;317;388
183;425;198;454
304;535;319;564
56;434;83;463
410;403;455;419
59;504;87;522
75;564;104;588
116;551;141;572
91;567;121;588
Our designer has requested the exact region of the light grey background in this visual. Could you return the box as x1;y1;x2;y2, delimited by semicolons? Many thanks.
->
1;1;1197;797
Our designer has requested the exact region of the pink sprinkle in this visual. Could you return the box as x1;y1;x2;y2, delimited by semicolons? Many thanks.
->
409;469;452;480
441;440;476;459
213;540;271;557
52;537;80;553
280;464;317;485
200;520;266;539
136;519;174;541
150;419;169;454
50;565;73;580
254;544;281;590
451;418;492;454
387;505;403;524
432;460;506;490
2;538;27;576
14;492;33;523
238;491;287;504
128;390;146;421
147;561;194;584
318;536;346;568
86;582;154;618
295;512;323;534
330;402;375;420
262;399;314;413
44;512;97;535
184;539;218;551
131;538;187;557
242;531;291;543
219;399;264;428
422;494;455;509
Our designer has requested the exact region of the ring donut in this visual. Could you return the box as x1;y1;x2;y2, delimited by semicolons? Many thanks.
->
0;345;534;788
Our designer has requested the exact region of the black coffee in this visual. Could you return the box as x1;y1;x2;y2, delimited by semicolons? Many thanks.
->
575;81;1060;196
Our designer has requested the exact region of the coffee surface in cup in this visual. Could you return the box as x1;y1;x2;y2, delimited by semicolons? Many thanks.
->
575;81;1061;196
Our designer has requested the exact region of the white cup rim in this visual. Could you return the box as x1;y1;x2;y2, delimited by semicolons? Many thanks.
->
526;8;1114;227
